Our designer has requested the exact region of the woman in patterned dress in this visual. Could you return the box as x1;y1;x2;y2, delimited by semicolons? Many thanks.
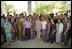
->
30;17;36;39
4;15;12;45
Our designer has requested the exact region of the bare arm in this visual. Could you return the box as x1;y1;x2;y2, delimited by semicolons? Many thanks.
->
64;22;70;35
18;21;20;32
47;23;50;34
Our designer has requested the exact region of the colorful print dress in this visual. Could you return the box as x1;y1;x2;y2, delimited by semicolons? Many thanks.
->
4;20;12;43
30;19;36;39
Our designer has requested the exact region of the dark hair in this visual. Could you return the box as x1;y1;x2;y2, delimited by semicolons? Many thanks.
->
50;13;54;16
64;13;68;16
60;13;63;15
54;19;58;23
21;13;23;15
57;18;63;23
50;13;54;19
26;16;29;20
33;13;36;15
29;15;32;16
2;14;5;18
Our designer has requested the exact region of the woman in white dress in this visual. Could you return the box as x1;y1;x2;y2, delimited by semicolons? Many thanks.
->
35;16;41;39
56;18;64;43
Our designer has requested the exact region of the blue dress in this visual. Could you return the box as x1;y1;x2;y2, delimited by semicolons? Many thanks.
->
4;20;12;43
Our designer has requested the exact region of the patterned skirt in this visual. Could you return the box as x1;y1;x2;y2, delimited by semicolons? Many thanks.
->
40;29;47;41
56;33;62;42
5;32;12;42
30;27;35;39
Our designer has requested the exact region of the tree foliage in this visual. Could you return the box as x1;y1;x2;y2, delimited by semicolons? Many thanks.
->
34;1;66;14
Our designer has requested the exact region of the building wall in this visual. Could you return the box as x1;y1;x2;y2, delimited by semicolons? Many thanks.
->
1;1;6;16
28;1;32;15
65;1;71;11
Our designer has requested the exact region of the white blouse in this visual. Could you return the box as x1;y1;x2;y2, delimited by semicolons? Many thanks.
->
25;20;31;28
56;23;64;33
41;21;47;29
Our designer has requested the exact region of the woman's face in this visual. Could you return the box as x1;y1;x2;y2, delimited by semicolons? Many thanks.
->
28;18;30;21
58;19;61;23
42;17;45;21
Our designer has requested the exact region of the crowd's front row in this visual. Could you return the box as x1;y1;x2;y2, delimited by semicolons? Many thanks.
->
1;13;71;46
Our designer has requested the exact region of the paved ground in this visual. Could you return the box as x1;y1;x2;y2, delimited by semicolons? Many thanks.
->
1;38;71;48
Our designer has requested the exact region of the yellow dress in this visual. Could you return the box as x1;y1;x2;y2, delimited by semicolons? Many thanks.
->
18;18;24;39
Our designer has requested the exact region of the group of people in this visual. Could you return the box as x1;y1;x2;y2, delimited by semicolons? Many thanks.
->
1;12;71;46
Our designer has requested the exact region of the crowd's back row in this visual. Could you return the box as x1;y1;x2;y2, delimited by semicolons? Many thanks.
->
1;12;71;46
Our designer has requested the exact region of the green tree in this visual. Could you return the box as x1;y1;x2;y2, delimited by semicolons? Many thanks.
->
33;1;66;14
5;3;14;12
34;2;55;14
